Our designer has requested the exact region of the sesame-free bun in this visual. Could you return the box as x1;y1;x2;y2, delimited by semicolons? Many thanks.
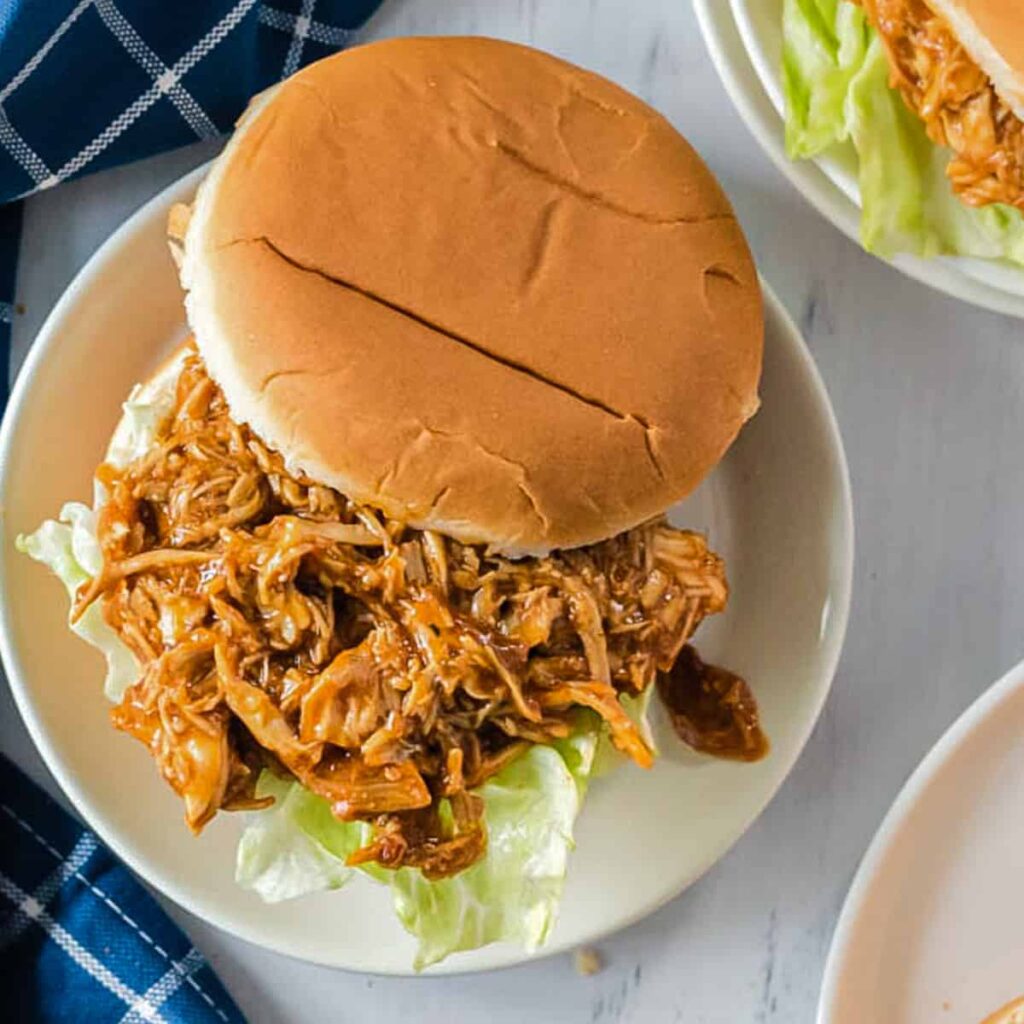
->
180;37;762;555
928;0;1024;119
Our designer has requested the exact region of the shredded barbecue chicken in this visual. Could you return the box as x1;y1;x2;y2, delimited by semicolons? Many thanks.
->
73;350;734;878
859;0;1024;209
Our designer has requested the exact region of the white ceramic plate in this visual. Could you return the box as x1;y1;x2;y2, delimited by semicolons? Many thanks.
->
695;0;1024;319
0;164;853;974
819;659;1024;1022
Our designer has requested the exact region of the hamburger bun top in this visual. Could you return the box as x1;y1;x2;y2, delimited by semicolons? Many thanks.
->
180;36;762;555
928;0;1024;119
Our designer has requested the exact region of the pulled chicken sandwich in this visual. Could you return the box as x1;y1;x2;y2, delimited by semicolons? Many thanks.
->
21;37;766;966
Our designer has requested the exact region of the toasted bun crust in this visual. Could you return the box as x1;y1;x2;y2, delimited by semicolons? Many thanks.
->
980;996;1024;1024
180;37;762;554
929;0;1024;119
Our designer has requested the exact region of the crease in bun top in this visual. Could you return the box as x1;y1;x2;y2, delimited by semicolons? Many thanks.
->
855;0;1024;209
21;36;764;955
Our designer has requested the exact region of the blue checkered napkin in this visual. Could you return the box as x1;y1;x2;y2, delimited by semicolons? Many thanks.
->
0;0;384;398
0;754;246;1024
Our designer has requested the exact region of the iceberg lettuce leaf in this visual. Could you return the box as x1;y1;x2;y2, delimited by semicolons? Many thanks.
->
15;361;180;701
237;717;603;969
236;772;374;902
392;726;599;969
782;0;870;158
16;503;137;701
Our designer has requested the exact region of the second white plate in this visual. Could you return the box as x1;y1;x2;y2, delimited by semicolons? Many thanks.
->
819;658;1024;1022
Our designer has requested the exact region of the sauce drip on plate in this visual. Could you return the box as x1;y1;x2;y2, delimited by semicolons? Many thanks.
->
657;645;768;762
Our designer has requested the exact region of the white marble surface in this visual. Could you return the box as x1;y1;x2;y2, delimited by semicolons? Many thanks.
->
4;1;1024;1021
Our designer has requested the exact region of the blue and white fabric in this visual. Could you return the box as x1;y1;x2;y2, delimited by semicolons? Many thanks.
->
0;754;246;1023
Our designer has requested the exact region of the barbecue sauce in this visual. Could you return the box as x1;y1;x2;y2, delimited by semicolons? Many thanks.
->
657;645;768;762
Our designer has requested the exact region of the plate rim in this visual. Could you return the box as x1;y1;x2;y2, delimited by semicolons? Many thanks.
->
0;163;854;975
816;656;1024;1022
693;0;1024;320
